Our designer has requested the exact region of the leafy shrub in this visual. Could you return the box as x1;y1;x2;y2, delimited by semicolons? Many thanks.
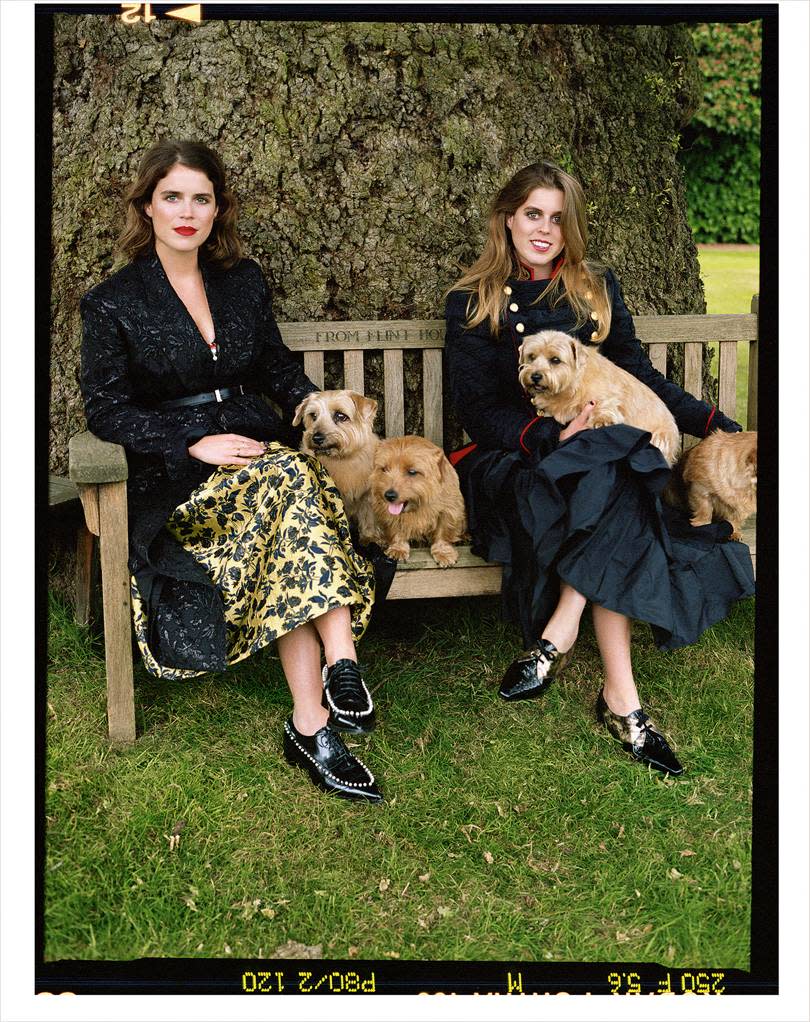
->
680;22;761;243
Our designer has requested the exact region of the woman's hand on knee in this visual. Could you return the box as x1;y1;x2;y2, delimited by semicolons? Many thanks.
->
560;401;596;442
188;434;266;465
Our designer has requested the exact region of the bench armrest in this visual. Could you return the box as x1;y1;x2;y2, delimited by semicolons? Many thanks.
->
69;431;129;484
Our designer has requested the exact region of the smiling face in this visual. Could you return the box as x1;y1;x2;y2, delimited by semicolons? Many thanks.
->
144;163;218;261
506;186;565;276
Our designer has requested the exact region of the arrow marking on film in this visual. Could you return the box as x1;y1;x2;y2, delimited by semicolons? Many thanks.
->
166;4;201;23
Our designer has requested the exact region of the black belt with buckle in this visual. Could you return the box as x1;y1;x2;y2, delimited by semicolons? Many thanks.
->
159;385;256;410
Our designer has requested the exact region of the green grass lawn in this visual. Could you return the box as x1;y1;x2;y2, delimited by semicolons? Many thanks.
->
46;590;754;968
697;245;760;428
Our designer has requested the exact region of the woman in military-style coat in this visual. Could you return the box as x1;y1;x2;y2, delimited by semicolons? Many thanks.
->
444;160;755;777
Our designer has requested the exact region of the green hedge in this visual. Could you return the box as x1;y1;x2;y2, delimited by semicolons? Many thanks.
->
680;22;761;243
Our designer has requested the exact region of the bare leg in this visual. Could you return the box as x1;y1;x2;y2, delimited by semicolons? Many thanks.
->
591;604;641;715
541;582;587;653
310;604;357;666
276;621;328;735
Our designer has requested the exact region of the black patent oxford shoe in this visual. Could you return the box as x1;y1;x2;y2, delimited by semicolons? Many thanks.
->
322;659;376;734
498;639;572;702
283;717;383;803
595;688;684;776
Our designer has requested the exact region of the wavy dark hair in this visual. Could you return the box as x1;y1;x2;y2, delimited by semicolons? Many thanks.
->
449;160;611;341
117;140;244;268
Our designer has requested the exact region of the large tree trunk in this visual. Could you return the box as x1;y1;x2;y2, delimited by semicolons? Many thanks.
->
50;16;704;470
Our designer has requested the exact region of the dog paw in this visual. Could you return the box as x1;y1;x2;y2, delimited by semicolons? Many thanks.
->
430;543;458;568
386;542;411;561
729;529;742;541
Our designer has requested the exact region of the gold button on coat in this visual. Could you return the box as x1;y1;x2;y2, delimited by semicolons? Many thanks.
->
591;331;599;340
504;286;513;296
516;323;525;333
591;311;599;321
509;303;519;312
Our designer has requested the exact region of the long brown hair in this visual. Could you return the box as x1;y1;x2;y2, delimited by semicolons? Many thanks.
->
117;140;244;268
449;161;611;340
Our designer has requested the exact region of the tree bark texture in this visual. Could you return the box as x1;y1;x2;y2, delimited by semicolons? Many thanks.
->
50;16;706;470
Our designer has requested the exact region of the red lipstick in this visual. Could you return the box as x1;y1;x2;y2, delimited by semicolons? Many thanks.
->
174;227;197;236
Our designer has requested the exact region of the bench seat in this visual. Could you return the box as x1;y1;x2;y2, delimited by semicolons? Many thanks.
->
387;545;502;600
66;299;760;741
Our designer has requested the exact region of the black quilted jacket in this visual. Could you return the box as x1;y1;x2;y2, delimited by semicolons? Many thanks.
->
80;251;318;669
444;269;740;460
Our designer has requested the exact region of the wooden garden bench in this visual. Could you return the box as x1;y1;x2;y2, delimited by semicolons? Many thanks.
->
67;297;760;742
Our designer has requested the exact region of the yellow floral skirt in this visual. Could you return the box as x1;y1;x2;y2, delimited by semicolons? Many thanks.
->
130;443;376;680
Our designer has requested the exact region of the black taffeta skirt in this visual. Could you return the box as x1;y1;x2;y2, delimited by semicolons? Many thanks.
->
456;425;755;651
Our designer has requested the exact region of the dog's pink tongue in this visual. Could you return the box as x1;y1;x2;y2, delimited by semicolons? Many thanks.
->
387;502;405;516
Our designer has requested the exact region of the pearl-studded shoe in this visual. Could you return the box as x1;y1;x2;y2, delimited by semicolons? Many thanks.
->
322;659;376;734
595;688;684;776
283;717;383;803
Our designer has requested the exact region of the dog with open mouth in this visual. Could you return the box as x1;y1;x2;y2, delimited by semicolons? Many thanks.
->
292;389;379;543
517;329;681;465
367;435;467;567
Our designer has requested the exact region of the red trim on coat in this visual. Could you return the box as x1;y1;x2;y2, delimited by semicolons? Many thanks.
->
517;254;565;281
519;416;542;454
704;405;717;435
448;442;478;466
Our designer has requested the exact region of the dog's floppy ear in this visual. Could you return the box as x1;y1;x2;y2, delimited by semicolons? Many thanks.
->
436;447;456;483
292;396;312;427
352;392;379;426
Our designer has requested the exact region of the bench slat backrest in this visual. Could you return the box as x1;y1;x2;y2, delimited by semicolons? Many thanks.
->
279;310;759;448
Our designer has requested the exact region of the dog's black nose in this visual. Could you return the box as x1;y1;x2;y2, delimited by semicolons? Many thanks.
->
312;432;325;446
531;372;543;384
384;489;398;502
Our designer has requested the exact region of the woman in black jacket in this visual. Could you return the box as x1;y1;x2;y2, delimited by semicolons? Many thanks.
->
445;160;754;775
81;140;382;802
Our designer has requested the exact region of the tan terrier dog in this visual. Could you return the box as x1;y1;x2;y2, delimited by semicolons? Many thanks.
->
665;430;757;540
293;390;379;542
367;435;467;567
518;330;681;465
